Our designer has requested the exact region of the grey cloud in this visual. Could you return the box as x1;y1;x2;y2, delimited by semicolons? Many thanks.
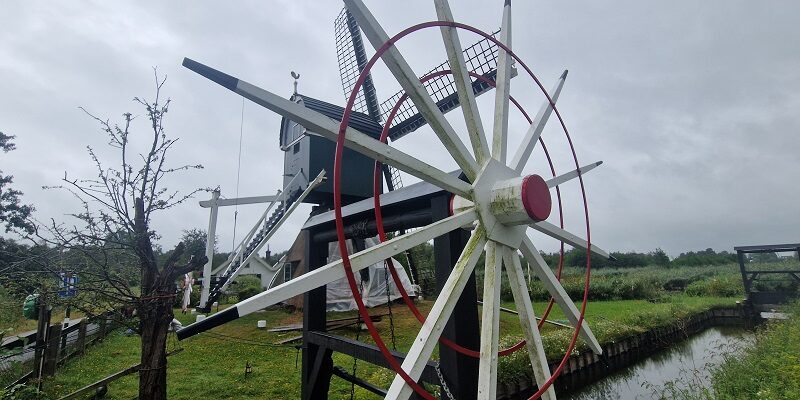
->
1;1;798;258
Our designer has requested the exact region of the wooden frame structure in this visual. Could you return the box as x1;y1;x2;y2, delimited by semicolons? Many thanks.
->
299;185;480;399
735;243;800;307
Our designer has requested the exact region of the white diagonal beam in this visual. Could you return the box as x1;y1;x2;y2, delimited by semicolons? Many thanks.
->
182;58;473;199
502;247;556;400
435;0;490;164
510;70;568;174
546;161;603;188
477;241;503;400
386;227;487;399
519;236;602;354
345;0;479;180
491;0;513;164
176;209;479;339
199;194;281;208
529;221;610;259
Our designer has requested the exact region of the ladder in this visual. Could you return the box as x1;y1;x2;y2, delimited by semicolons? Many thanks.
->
199;170;326;312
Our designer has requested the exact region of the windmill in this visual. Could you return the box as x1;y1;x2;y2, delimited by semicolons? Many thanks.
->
196;3;510;312
181;1;609;399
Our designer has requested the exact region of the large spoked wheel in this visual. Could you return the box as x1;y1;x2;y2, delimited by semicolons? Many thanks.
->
333;1;610;399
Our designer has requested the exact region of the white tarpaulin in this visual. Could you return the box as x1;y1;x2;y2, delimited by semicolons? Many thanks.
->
325;237;417;312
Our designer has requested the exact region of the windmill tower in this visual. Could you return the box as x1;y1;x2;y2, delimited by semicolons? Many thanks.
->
182;1;610;399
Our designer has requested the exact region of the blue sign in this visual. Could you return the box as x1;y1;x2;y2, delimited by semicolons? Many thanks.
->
59;272;78;298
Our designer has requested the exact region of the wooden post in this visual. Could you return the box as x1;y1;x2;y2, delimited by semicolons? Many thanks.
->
76;320;87;356
33;304;51;387
43;323;63;376
432;194;479;400
98;315;107;340
200;189;220;308
59;306;71;361
737;251;750;295
301;228;333;400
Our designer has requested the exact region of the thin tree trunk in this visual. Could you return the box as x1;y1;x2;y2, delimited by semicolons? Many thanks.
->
138;295;173;400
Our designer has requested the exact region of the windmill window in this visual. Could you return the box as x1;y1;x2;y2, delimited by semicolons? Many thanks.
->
293;143;300;154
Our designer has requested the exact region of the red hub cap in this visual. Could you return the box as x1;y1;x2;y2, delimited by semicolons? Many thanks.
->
521;174;552;222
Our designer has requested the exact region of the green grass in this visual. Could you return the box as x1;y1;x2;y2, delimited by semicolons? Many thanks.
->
710;303;800;399
503;264;746;302
34;295;738;399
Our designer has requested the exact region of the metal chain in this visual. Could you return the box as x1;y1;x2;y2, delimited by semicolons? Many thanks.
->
383;260;397;350
435;362;456;400
350;277;367;400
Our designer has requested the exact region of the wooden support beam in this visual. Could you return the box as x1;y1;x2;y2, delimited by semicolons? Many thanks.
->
302;228;332;400
58;365;140;400
432;194;479;400
57;349;183;400
305;347;334;400
306;332;440;385
332;366;388;397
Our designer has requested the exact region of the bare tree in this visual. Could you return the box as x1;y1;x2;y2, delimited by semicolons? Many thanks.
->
41;70;207;400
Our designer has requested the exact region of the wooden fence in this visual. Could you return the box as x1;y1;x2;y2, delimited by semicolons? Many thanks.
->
1;309;117;390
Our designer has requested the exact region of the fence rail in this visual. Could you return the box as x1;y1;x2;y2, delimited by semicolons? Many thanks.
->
1;309;117;390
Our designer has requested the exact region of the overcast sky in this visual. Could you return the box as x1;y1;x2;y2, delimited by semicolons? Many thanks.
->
2;1;798;258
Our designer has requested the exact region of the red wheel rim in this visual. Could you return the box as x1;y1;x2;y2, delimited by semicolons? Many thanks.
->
333;21;594;399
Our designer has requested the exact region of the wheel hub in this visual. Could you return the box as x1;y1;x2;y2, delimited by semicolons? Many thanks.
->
452;158;551;247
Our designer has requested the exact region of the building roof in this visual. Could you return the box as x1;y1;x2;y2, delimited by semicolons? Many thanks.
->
282;93;383;139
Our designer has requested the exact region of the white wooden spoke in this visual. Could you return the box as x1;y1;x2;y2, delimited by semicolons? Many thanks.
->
510;70;568;174
491;0;513;164
477;241;503;399
502;247;556;400
529;220;610;259
545;161;603;188
227;208;478;317
182;59;473;198
519;236;603;354
386;227;488;400
344;0;479;180
434;0;490;164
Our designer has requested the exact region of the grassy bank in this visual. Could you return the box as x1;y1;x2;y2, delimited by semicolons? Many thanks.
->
653;303;799;399
496;295;738;385
21;295;737;399
709;303;799;399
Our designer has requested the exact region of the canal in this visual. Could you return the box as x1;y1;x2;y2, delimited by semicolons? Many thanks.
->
562;326;753;400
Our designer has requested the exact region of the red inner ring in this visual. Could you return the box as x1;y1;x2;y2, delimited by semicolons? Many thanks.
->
334;21;593;400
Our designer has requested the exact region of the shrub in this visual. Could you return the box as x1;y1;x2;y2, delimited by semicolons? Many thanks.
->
230;275;263;301
2;384;50;400
685;276;743;297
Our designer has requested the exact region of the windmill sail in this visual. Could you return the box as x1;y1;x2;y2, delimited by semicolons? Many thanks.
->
335;8;382;121
379;31;506;141
335;8;507;142
336;7;404;193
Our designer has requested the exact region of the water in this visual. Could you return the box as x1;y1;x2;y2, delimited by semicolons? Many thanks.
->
563;327;753;400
